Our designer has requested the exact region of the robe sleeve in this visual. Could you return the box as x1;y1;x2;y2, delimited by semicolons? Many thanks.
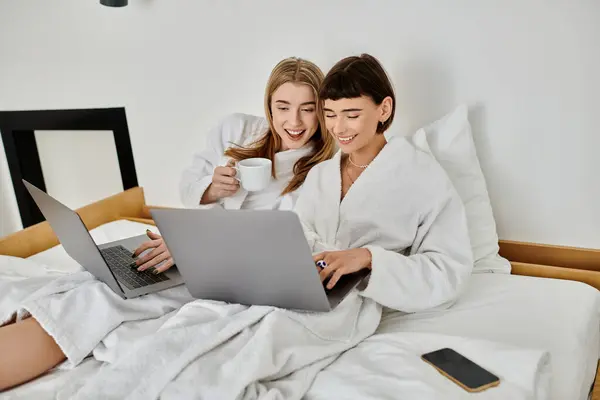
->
179;114;251;208
359;182;474;313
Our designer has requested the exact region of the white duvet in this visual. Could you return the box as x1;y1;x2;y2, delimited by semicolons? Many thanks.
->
0;221;560;399
58;311;549;400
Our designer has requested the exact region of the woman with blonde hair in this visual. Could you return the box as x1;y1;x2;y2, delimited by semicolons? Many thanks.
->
133;57;335;273
0;57;334;391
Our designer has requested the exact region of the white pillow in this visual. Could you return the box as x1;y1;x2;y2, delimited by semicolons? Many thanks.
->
409;105;511;274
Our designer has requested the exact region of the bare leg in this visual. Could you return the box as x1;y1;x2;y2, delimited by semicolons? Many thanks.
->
0;317;66;391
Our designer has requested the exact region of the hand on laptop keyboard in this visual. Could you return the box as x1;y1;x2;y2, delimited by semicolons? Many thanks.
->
101;246;170;290
132;230;176;274
315;260;338;292
313;249;372;290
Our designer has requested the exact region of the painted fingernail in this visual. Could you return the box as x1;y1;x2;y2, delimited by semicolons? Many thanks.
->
152;269;160;275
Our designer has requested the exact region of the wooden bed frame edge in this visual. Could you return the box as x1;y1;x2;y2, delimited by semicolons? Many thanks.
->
0;187;146;259
0;187;598;398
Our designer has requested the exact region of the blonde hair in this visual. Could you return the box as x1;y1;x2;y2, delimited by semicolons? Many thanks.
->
224;57;336;195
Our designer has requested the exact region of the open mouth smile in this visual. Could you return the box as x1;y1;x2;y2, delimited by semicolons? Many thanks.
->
285;129;306;141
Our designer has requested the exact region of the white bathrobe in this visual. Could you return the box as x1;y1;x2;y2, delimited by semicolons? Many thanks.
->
180;112;313;211
0;113;314;368
55;136;474;400
295;135;474;313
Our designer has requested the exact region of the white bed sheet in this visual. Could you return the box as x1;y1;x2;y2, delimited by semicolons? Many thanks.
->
1;220;598;399
367;273;599;400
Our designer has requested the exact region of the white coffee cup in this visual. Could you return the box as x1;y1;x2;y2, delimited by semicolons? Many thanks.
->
234;158;272;192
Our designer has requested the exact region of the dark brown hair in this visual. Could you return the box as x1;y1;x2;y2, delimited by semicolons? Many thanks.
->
319;53;396;133
224;57;336;195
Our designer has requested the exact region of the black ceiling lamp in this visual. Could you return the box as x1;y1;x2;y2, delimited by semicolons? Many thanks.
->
100;0;128;6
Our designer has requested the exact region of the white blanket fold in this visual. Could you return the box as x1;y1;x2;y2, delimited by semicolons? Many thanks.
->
0;259;192;368
59;293;382;400
55;299;552;400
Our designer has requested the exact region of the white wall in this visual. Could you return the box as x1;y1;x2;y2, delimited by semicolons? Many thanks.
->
0;133;22;235
1;0;599;248
35;130;124;210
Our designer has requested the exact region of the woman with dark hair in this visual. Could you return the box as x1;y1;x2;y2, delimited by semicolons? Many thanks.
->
297;53;473;312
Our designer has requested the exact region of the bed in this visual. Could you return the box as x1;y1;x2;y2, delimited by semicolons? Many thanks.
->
0;187;599;399
313;273;598;400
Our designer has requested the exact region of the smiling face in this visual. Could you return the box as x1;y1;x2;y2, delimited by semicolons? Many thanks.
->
318;54;397;157
270;82;319;151
323;95;392;154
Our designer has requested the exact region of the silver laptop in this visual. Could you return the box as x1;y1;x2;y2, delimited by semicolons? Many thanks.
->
150;208;370;312
23;180;184;299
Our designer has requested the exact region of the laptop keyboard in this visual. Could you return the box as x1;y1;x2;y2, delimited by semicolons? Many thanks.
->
100;245;170;290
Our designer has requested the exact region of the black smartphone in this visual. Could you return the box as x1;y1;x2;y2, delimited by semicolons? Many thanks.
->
421;348;500;393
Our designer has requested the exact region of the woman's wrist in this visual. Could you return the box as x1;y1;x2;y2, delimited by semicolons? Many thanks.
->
360;248;372;270
200;185;217;205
